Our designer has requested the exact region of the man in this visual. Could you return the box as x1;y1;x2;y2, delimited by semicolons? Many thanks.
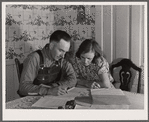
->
19;30;77;96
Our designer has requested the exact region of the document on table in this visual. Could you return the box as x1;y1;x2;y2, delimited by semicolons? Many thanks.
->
63;87;89;98
32;87;88;108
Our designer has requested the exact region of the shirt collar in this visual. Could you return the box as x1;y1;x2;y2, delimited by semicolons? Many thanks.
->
44;44;55;62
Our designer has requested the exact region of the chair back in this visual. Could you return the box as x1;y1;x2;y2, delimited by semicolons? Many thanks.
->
15;58;23;82
15;58;23;97
110;58;142;93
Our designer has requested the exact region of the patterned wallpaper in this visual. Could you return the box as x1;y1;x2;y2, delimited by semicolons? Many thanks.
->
6;5;95;62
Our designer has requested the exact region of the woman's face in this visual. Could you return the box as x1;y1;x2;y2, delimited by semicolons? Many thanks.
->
80;51;95;66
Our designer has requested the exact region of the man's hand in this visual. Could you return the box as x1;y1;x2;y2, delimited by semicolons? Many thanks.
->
47;86;67;96
91;82;101;89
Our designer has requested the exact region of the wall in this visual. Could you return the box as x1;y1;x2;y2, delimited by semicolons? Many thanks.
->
5;5;95;102
5;5;145;102
95;5;144;93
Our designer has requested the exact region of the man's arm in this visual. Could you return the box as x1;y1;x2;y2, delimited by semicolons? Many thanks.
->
19;53;48;96
55;60;77;89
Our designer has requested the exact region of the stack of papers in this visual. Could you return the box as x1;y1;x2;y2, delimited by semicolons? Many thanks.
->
91;88;130;109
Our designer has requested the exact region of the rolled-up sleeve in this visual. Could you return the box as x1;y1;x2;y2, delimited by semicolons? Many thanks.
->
97;57;109;74
57;60;77;88
97;57;113;82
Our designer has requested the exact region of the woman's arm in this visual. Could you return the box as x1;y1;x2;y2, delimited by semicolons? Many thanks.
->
98;73;112;88
96;56;114;88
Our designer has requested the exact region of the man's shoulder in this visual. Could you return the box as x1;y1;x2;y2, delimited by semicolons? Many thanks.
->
28;50;40;57
25;50;41;62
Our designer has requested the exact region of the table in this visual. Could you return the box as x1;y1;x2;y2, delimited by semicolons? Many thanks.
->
6;89;144;109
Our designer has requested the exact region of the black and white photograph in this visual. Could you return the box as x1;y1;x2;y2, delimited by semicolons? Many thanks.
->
2;1;148;121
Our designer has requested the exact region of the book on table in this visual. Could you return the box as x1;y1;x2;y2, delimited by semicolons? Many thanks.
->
90;88;130;109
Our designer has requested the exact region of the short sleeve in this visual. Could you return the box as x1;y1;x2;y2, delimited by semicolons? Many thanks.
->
96;56;110;75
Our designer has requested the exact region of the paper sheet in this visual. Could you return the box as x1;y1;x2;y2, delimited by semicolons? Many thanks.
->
62;87;89;98
32;96;68;108
32;87;89;108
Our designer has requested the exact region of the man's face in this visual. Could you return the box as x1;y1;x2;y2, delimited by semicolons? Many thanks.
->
50;39;70;61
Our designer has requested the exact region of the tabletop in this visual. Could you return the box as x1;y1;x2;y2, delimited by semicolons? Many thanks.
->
5;88;144;109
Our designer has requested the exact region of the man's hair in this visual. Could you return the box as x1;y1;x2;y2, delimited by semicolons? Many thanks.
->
50;30;71;43
76;39;103;63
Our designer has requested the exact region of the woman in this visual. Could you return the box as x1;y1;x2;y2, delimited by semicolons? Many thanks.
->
70;39;114;89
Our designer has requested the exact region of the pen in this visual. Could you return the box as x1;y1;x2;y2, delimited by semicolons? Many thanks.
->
65;87;75;94
65;88;68;94
67;87;75;92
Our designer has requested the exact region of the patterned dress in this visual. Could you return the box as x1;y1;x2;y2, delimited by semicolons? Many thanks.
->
70;56;113;84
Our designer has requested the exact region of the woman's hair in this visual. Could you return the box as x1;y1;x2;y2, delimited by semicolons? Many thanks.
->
50;30;71;43
76;39;103;63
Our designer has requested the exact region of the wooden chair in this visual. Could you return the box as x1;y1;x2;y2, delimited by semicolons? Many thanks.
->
15;58;23;97
110;58;142;93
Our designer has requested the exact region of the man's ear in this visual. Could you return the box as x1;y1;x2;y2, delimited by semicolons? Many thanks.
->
49;42;54;50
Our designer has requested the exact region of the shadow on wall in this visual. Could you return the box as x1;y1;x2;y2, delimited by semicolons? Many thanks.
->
6;24;38;101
